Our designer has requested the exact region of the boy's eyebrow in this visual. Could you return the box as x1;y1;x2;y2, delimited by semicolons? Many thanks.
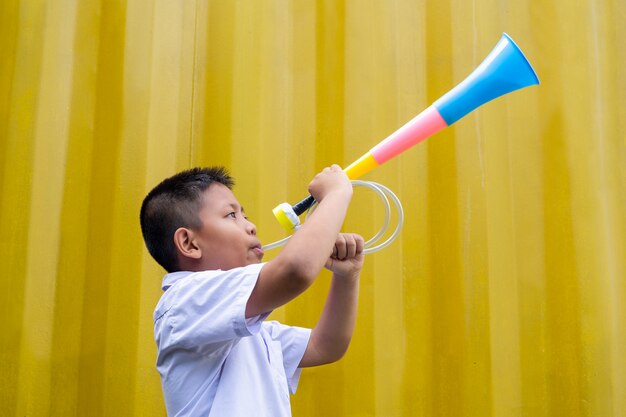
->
224;202;244;213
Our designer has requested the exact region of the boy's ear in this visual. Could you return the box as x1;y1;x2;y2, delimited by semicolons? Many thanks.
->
173;227;202;260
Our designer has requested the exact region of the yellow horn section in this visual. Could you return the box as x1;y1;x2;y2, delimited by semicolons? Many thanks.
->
343;152;379;180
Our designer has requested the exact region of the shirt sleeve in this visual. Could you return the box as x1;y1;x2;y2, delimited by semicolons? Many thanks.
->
264;321;312;394
167;263;268;352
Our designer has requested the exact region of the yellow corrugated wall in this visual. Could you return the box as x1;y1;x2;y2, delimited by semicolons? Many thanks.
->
1;0;625;416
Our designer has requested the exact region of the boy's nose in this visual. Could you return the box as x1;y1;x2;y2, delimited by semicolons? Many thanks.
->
246;220;257;235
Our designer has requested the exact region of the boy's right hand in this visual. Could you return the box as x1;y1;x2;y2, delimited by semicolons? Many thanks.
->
308;164;353;202
324;233;364;278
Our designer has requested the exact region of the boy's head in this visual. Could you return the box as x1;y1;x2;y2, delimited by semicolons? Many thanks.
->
140;167;263;273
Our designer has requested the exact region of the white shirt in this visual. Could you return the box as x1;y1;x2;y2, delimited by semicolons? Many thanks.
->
154;263;311;417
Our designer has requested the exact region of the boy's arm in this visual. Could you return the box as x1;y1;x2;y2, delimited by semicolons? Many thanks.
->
246;165;353;318
299;233;364;367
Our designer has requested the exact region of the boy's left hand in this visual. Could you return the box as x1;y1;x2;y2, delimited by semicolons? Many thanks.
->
324;233;364;278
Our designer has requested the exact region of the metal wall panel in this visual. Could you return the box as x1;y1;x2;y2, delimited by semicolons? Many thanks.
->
1;0;624;416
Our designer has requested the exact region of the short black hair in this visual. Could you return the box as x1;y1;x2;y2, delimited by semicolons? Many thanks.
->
140;166;234;272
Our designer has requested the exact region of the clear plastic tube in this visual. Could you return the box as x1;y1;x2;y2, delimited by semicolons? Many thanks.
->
262;180;404;254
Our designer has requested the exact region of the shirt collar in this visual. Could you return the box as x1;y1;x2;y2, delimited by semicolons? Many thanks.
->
161;263;265;291
162;271;194;291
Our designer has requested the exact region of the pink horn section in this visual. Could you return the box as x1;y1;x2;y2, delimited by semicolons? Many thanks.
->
370;106;448;165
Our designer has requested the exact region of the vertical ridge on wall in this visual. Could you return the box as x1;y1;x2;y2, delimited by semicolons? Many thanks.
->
16;0;77;412
48;0;102;413
195;1;234;166
579;2;625;414
187;0;199;167
76;0;127;415
129;1;163;411
424;1;468;416
0;0;41;414
344;1;381;415
393;1;434;413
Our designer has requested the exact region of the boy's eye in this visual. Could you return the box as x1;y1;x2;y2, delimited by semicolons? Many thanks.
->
227;212;236;218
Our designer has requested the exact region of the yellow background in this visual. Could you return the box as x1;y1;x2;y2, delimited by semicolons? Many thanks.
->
1;0;625;416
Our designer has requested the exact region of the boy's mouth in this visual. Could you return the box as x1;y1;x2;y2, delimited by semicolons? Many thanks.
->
251;244;264;259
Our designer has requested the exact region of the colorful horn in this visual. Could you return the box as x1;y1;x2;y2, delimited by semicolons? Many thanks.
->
274;33;539;231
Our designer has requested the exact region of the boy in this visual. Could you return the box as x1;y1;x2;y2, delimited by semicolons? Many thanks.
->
140;165;364;416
